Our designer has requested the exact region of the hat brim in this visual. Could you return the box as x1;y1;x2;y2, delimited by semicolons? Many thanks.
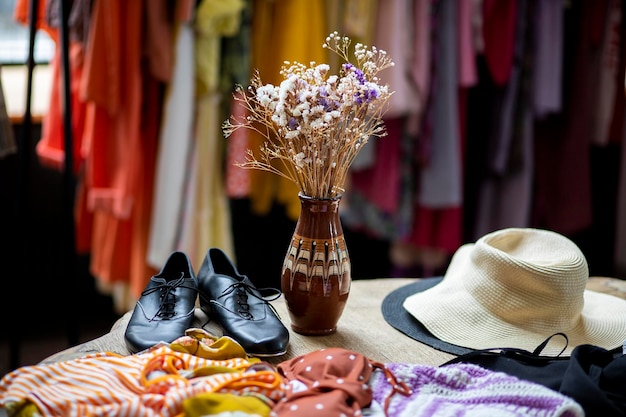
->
381;277;473;356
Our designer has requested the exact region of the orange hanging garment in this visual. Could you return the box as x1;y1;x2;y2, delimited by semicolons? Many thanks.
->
79;0;165;304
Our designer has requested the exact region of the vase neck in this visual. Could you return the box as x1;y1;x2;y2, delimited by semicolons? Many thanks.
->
299;195;342;214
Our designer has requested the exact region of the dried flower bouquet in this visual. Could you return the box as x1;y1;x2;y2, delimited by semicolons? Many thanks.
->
222;31;395;199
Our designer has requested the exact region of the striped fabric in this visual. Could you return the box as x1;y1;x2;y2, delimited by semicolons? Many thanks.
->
0;345;286;417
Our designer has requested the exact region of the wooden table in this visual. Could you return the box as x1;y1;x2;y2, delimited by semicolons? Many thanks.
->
42;277;626;366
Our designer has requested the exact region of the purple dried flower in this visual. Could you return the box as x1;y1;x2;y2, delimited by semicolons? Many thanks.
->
343;63;366;84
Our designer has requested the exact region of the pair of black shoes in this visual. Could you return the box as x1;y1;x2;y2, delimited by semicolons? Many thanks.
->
124;248;289;357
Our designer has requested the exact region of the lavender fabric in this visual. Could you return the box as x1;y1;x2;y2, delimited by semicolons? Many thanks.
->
368;362;584;417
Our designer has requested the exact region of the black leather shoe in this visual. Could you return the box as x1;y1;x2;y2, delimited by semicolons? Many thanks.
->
197;248;289;357
124;251;198;353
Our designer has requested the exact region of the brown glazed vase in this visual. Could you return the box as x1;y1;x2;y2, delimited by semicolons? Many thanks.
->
281;192;352;335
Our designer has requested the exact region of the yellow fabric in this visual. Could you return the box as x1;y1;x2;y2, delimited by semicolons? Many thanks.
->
342;0;378;43
326;0;378;82
184;392;272;417
190;93;236;267
170;328;259;361
249;0;329;220
195;0;245;95
2;400;40;417
184;0;244;267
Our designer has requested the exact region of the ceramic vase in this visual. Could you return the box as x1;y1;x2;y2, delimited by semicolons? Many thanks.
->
281;192;352;335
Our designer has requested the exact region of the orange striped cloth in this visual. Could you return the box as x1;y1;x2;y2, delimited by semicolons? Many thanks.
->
0;345;286;417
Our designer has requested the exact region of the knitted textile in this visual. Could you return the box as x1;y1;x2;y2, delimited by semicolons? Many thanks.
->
369;362;584;417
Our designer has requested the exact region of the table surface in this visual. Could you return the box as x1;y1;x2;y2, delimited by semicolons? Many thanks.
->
42;276;626;366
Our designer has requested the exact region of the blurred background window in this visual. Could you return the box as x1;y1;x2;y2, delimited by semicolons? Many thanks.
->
0;0;54;65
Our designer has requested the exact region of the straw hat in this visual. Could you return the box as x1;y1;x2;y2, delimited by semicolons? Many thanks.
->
382;228;626;356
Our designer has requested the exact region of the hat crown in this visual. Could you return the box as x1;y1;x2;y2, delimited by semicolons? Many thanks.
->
466;228;588;328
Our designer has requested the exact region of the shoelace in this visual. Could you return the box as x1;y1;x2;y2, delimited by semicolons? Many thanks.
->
141;273;196;321
217;281;282;320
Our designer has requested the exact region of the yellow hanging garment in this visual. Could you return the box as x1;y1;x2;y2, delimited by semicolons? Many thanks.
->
249;0;329;221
